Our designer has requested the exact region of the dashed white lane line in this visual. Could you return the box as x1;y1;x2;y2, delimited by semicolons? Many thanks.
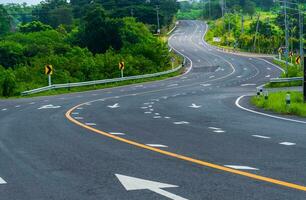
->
167;84;179;87
141;107;148;109
29;102;35;105
208;127;221;130
71;112;79;115
241;83;256;87
209;76;215;79
0;177;7;184
15;105;21;108
201;83;211;87
155;113;160;115
144;112;152;114
109;132;125;135
153;116;162;119
173;121;190;125
164;117;171;119
74;117;84;120
225;165;259;170
265;75;271;78
279;142;296;146
189;104;202;108
77;107;83;110
1;109;7;111
85;123;96;126
237;76;242;78
146;144;168;148
213;130;225;133
252;135;271;139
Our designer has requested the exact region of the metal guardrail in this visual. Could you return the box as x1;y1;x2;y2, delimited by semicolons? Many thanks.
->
21;65;183;95
270;77;303;83
273;57;294;66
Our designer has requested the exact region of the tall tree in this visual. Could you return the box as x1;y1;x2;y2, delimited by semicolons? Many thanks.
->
0;5;11;35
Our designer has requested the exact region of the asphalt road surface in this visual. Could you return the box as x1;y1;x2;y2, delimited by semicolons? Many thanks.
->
0;20;305;200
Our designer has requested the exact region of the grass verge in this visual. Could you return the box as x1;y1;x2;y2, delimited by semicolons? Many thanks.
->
251;91;306;117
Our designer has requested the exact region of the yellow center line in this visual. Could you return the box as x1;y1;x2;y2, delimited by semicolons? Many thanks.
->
65;105;306;192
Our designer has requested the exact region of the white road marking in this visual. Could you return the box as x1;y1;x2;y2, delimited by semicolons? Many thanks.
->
1;109;7;111
201;83;211;87
167;84;179;87
141;107;148;109
146;144;168;148
108;103;120;109
153;116;162;119
149;109;154;111
241;83;256;87
0;177;7;184
243;68;247;71
74;117;83;120
164;117;171;119
213;130;225;133
267;67;271;70
208;127;221;130
38;104;61;110
280;142;296;146
224;165;259;170
174;121;189;125
265;75;271;78
252;135;271;139
92;94;98;96
236;95;306;124
71;112;79;115
145;112;152;114
15;105;21;108
189;104;202;108
155;113;160;115
209;76;215;79
29;102;35;105
115;174;188;200
110;132;125;135
77;107;83;110
85;123;96;126
237;76;242;78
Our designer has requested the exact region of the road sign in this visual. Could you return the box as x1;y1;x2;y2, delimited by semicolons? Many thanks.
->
278;47;283;53
296;56;301;65
116;174;188;200
119;61;125;70
45;65;53;75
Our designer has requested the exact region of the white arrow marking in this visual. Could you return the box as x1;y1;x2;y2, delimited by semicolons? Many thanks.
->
189;104;202;108
280;142;296;146
173;121;189;125
252;135;271;139
108;103;120;109
224;165;259;170
115;174;188;200
0;177;7;184
38;104;61;110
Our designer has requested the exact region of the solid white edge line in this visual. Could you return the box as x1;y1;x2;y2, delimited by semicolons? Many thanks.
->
235;95;306;124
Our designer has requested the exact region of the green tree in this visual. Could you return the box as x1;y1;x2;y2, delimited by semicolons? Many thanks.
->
0;68;17;97
19;21;52;33
0;5;11;35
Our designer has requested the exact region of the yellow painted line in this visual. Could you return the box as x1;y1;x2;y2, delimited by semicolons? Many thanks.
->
66;105;306;192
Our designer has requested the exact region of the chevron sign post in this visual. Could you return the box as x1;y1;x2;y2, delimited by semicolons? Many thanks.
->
45;64;53;86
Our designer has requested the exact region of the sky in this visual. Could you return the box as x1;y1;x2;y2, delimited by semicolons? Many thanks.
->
1;0;42;5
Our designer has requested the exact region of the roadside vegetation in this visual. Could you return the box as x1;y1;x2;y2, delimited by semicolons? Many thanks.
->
0;1;179;97
251;91;306;117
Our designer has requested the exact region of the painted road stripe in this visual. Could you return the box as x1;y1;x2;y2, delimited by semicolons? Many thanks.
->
144;112;152;114
109;132;125;135
241;83;256;86
74;117;83;120
208;127;221;130
67;106;306;192
71;112;79;115
85;123;96;126
252;135;271;139
146;144;168;148
164;117;171;119
280;142;296;146
0;177;7;184
15;105;21;108
213;130;225;133
225;165;259;170
141;107;148;109
153;116;162;119
173;121;189;125
77;107;83;110
1;109;7;111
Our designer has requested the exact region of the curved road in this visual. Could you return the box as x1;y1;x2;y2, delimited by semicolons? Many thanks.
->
0;20;305;199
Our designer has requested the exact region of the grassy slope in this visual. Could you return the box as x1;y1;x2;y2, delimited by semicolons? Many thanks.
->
251;91;306;117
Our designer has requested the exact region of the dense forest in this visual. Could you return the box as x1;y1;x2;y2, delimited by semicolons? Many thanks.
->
0;0;178;97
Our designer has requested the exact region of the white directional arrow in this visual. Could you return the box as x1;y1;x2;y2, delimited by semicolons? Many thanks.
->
108;103;120;109
115;174;188;200
189;104;202;108
38;104;61;110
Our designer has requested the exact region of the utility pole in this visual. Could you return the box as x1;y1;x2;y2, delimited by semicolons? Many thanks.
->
253;14;260;51
156;5;160;35
284;0;289;77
